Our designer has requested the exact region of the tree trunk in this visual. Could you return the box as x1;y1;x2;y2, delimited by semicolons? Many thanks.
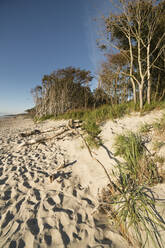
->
147;44;151;105
128;32;136;104
147;80;151;105
139;85;143;110
131;78;136;104
154;73;160;102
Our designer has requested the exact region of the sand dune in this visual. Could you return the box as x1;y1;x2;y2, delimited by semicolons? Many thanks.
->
0;111;165;247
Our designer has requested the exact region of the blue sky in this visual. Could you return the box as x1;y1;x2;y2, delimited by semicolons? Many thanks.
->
0;0;110;114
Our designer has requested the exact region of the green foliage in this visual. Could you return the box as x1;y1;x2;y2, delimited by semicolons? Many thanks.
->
114;132;144;163
34;115;54;122
141;101;165;114
56;109;88;121
25;107;36;117
139;123;152;133
83;118;101;138
99;131;165;247
85;135;101;148
100;181;165;248
32;66;94;118
53;101;165;148
114;132;160;185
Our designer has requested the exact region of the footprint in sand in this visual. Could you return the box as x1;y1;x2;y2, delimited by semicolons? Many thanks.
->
53;207;73;220
2;188;11;201
23;181;32;189
1;210;14;229
44;233;52;246
47;197;56;206
15;197;25;213
18;238;25;248
0;176;8;185
26;218;40;236
59;220;70;247
33;188;41;201
0;166;3;176
9;240;16;248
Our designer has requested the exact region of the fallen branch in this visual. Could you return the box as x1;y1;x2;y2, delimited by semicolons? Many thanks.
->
20;129;41;137
18;127;71;147
20;125;66;137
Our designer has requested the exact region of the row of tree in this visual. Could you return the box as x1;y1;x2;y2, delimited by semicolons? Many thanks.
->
31;67;108;117
31;0;165;117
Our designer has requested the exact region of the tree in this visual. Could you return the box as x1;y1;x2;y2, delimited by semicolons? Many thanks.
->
32;67;94;117
99;0;165;109
99;52;132;105
93;87;109;107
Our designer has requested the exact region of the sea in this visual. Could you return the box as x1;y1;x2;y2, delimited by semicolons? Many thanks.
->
0;113;5;118
0;113;14;118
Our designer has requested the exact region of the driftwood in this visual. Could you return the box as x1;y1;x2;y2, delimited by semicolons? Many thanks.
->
18;128;71;147
68;119;83;129
18;120;82;147
20;129;41;137
20;125;66;137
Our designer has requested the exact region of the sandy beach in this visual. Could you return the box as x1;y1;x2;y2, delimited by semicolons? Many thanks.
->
0;111;165;248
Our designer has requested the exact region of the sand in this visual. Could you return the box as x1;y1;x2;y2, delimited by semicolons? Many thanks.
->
0;111;165;248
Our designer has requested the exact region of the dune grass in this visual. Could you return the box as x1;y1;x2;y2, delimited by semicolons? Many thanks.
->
99;131;165;247
34;100;165;147
114;132;161;185
52;102;132;146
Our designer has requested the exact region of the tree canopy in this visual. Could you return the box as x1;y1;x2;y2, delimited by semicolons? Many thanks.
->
31;67;94;117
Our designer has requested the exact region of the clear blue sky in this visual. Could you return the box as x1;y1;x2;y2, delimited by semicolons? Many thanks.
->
0;0;110;114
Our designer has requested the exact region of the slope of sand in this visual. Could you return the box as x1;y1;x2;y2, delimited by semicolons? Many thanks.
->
0;111;165;248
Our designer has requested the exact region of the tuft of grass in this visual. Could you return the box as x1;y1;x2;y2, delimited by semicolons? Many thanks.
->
82;118;101;138
99;181;165;248
139;123;152;133
99;131;165;247
141;100;165;114
114;132;160;185
114;132;144;162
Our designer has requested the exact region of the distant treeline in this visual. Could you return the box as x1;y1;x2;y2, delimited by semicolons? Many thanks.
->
29;0;165;118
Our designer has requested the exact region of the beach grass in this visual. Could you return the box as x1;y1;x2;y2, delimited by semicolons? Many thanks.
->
99;131;165;247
